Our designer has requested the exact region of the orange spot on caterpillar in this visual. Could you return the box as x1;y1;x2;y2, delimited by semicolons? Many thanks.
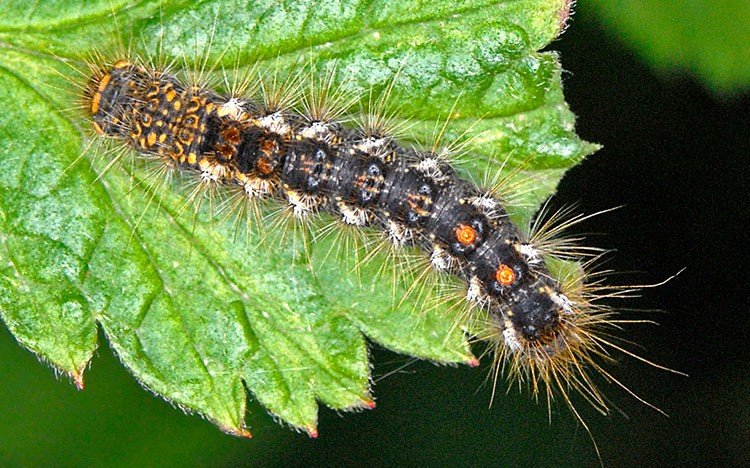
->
90;73;109;115
260;137;280;156
216;143;235;159
222;126;242;144
495;264;515;286
187;96;201;112
112;59;132;69
256;156;274;175
455;224;477;246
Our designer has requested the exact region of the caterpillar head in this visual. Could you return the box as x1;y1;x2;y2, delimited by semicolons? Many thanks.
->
84;60;150;137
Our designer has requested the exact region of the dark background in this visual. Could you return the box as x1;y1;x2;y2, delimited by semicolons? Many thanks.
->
1;10;748;468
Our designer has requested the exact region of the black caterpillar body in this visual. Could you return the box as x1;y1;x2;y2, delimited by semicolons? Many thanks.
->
85;59;597;399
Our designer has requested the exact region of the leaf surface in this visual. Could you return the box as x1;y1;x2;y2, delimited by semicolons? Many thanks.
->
587;0;750;93
0;0;595;435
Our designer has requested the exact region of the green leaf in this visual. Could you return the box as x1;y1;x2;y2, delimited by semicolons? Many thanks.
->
0;0;596;436
586;0;750;93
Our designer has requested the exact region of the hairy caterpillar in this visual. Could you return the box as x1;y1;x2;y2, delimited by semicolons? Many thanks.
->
88;57;562;347
79;53;657;444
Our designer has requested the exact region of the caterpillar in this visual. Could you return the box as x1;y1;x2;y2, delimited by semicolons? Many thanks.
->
81;55;635;433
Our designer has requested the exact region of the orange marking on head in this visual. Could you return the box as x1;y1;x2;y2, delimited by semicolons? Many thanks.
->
171;141;183;156
455;224;477;246
89;73;112;115
95;73;111;92
131;122;143;140
146;83;159;97
90;90;104;115
179;129;192;144
187;97;201;113
496;264;516;286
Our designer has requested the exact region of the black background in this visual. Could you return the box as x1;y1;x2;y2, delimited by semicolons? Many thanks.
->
1;10;748;468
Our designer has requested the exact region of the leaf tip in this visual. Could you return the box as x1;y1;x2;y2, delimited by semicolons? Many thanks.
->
361;397;376;410
72;371;85;390
558;0;576;37
221;425;252;438
306;427;319;439
467;357;480;368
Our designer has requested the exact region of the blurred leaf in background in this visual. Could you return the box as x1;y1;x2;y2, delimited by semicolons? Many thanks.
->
586;0;750;94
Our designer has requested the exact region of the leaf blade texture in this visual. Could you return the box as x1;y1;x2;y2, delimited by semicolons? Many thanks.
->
0;0;596;434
